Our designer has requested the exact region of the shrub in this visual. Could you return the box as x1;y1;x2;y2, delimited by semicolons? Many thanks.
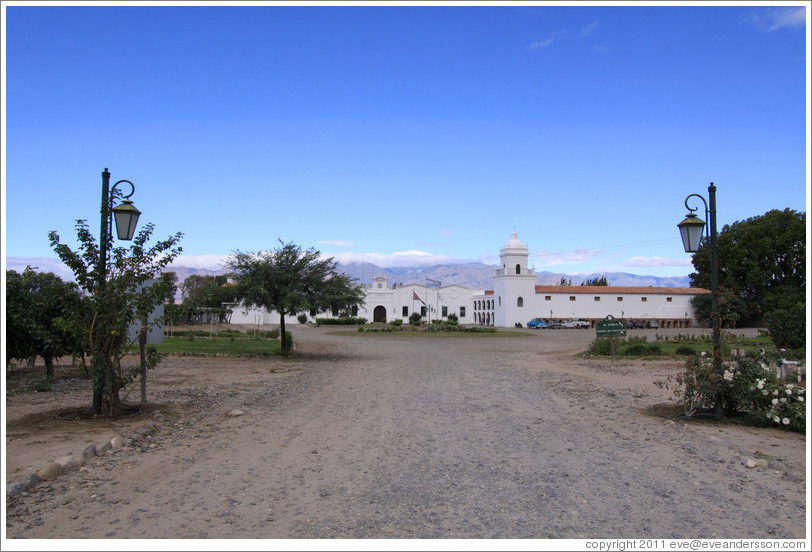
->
675;345;697;356
390;319;403;326
409;313;422;326
586;338;613;356
314;317;367;326
764;304;805;350
297;313;308;325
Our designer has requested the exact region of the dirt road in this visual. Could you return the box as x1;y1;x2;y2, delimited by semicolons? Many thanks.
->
4;327;807;540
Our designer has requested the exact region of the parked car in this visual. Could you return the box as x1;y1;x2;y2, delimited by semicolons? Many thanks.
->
646;320;660;329
572;319;590;329
527;318;548;329
547;320;563;329
561;320;578;329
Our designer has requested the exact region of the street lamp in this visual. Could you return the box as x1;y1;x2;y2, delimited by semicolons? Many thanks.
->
678;182;722;420
92;168;140;414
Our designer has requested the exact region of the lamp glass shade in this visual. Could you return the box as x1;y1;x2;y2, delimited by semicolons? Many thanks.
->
677;212;706;253
112;200;141;241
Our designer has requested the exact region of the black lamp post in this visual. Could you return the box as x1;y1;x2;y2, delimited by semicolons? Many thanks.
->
677;182;722;420
92;168;141;414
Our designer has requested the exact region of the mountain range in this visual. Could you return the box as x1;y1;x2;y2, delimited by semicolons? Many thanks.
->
5;257;692;291
167;261;692;290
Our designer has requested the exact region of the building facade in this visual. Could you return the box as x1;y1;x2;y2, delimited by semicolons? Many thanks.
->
226;232;708;328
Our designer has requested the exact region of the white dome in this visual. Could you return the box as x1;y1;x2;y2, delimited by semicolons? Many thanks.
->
503;231;526;250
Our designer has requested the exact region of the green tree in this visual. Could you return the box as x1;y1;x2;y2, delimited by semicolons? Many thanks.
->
764;303;805;350
49;220;183;415
559;276;573;286
581;275;608;286
689;286;749;328
688;209;805;320
5;267;89;380
226;241;365;353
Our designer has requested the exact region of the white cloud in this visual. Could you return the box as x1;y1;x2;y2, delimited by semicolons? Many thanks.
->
622;256;693;269
5;257;74;281
320;239;354;247
578;21;598;38
531;248;604;267
169;254;229;270
529;30;567;49
742;7;806;32
327;250;457;268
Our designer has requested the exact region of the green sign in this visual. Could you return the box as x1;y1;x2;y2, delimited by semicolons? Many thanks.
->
596;315;626;337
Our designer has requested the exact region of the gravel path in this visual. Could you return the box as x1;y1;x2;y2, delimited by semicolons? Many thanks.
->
5;328;807;540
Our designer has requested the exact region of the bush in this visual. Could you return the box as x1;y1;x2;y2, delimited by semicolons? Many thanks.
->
297;313;308;325
623;344;649;356
586;338;613;356
675;345;697;356
655;355;806;431
764;304;805;350
390;319;403;326
409;313;422;326
314;317;367;326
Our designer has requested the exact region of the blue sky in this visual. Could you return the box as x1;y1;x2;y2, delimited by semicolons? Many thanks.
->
2;1;809;281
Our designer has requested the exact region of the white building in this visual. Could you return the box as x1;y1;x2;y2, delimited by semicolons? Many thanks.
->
226;232;708;329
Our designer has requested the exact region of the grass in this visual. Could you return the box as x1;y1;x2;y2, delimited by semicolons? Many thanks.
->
150;336;283;356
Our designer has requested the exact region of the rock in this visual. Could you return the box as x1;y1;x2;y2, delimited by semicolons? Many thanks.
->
80;443;97;464
110;436;123;450
22;472;40;489
227;409;246;417
37;462;64;481
6;482;27;497
96;440;112;456
55;455;80;472
745;457;758;469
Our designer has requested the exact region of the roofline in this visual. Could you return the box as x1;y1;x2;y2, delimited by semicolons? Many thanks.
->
534;285;709;295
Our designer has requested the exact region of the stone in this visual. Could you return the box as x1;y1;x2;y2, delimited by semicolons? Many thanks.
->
96;440;112;456
745;457;758;469
55;455;80;472
6;482;27;497
22;472;40;489
110;436;123;450
80;443;97;465
36;462;64;481
227;409;246;417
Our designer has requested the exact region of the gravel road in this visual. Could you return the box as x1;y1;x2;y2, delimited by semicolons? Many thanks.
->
5;327;807;540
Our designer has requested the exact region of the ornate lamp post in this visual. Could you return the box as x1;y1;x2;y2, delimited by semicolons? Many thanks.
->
677;182;722;420
92;168;141;413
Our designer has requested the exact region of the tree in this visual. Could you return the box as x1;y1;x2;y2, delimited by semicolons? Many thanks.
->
581;275;608;286
49;220;183;415
690;286;748;328
226;241;366;353
688;209;805;320
5;267;90;380
559;276;573;286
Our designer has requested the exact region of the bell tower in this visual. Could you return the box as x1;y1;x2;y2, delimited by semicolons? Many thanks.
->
493;232;536;327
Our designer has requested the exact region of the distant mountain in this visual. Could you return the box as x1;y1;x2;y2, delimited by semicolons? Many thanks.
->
7;257;691;293
334;262;691;290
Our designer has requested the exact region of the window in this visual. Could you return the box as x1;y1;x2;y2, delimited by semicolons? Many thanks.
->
545;295;552;301
617;297;623;302
641;297;647;302
402;306;409;317
569;296;576;302
460;306;466;317
442;306;448;317
516;264;521;274
498;296;502;306
351;306;358;316
594;296;601;302
517;297;524;307
421;306;427;316
666;297;673;302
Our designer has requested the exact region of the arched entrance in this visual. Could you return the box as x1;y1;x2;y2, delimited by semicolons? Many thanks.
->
373;305;387;323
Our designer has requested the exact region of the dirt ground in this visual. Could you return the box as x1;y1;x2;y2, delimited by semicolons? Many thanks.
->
3;325;808;541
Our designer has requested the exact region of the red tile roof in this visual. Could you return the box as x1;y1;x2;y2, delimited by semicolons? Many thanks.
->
534;285;709;295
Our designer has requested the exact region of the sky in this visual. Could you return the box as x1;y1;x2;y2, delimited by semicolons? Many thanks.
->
2;1;809;282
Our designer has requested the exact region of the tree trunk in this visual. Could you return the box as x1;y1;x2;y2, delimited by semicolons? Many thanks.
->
140;315;148;403
280;314;289;353
44;356;55;381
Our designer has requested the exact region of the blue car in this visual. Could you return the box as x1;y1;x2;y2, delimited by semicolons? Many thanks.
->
527;318;548;329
